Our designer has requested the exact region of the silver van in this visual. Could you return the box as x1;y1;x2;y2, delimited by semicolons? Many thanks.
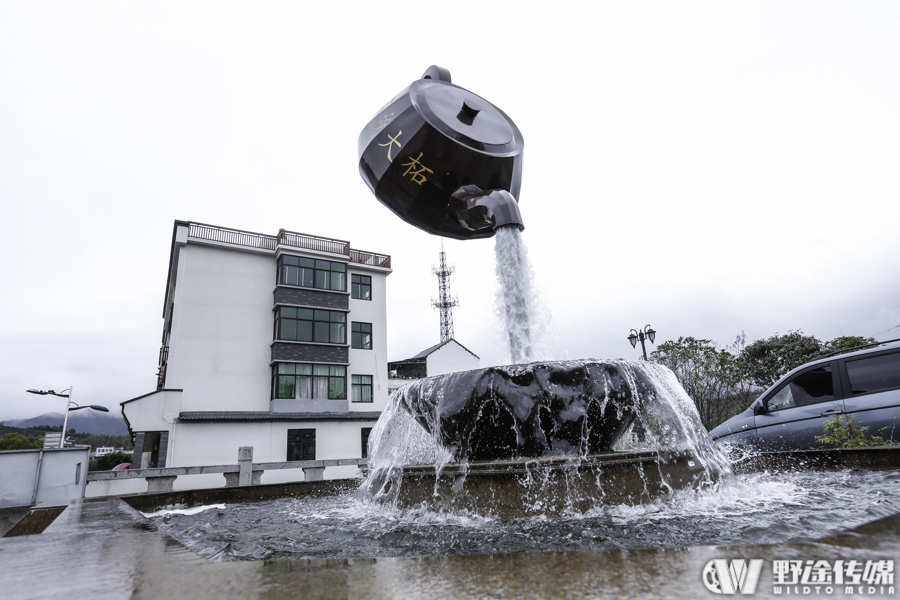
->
709;341;900;450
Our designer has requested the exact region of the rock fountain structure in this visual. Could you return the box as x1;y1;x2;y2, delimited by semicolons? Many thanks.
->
358;67;731;516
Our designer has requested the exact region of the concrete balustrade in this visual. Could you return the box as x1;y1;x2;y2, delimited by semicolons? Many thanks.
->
86;446;367;493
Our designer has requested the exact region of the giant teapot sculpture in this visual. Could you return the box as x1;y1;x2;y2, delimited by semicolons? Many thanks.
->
358;66;524;239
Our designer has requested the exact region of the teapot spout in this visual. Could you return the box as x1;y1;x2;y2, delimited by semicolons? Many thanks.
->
450;186;524;235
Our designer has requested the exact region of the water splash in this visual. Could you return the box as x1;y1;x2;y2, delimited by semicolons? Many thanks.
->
363;359;732;511
627;361;733;479
152;469;900;561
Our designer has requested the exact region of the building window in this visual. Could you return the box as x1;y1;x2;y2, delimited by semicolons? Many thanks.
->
351;274;371;300
351;322;372;349
272;363;346;399
352;375;373;403
278;255;346;292
361;427;372;459
275;307;345;344
287;429;315;461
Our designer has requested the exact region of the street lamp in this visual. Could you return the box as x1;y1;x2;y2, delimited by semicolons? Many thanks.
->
627;325;657;360
25;388;109;448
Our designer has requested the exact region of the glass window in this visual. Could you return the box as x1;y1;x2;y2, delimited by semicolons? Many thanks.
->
352;322;372;349
846;352;900;396
274;363;296;399
352;375;373;403
331;262;346;291
278;255;347;292
766;365;835;411
276;307;345;344
287;429;315;461
352;274;372;300
272;363;346;400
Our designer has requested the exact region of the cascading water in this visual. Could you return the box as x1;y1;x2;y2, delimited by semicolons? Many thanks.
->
493;226;535;364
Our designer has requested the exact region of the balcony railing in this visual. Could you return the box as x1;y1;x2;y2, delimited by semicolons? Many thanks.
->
188;222;276;251
156;345;169;391
277;229;350;256
186;222;390;268
349;249;392;268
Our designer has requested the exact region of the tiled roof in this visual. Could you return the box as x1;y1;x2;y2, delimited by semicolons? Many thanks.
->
399;338;480;362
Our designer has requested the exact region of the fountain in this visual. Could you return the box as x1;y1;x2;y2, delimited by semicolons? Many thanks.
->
119;67;900;582
357;67;731;516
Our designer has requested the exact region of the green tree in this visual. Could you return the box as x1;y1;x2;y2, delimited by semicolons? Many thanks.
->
741;330;824;388
69;433;133;451
89;451;133;471
0;432;44;450
727;331;760;412
650;337;742;430
824;335;877;355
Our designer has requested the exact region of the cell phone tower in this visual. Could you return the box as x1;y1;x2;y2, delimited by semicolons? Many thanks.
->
432;241;460;343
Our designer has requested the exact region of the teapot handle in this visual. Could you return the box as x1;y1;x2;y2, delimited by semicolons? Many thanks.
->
421;65;452;84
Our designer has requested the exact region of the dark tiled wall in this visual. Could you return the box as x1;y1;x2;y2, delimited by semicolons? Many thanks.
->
274;287;348;310
272;343;349;364
133;432;145;468
157;431;169;468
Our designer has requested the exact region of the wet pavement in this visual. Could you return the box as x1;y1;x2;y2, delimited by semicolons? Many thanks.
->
2;495;898;599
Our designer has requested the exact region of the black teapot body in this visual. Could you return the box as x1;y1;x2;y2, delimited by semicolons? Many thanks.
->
358;66;524;239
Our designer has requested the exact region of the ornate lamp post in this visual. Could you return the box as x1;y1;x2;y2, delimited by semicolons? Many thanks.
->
627;325;657;360
26;388;108;447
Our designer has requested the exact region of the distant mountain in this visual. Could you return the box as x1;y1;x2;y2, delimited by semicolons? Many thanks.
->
5;411;129;436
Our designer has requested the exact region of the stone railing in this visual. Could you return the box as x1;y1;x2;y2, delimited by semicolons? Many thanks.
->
86;447;367;492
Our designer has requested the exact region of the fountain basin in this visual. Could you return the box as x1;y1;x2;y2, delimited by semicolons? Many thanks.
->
388;450;714;518
392;360;654;462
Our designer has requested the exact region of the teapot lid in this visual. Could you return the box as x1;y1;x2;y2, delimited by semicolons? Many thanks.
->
409;68;522;156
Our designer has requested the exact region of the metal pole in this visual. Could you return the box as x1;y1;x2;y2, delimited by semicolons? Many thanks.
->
59;386;72;448
639;331;648;360
31;448;45;505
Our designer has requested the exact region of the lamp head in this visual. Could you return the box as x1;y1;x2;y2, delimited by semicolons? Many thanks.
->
647;328;656;343
627;333;638;348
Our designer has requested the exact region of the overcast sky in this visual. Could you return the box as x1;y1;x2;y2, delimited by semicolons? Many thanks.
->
1;2;898;421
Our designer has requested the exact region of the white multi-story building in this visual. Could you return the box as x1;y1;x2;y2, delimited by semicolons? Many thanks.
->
120;221;392;484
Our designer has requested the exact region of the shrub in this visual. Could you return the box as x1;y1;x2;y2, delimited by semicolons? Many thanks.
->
89;451;133;471
816;412;884;449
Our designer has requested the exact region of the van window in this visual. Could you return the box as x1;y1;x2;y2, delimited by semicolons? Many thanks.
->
846;352;900;396
767;365;835;410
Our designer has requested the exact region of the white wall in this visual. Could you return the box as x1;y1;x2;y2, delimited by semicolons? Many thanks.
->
427;341;479;377
122;390;180;433
85;477;148;498
348;266;390;412
171;420;372;466
166;243;273;413
0;447;90;508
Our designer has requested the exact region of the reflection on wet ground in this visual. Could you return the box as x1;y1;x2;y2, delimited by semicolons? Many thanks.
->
4;467;900;599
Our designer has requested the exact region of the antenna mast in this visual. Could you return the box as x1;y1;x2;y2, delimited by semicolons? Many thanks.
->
432;241;459;343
